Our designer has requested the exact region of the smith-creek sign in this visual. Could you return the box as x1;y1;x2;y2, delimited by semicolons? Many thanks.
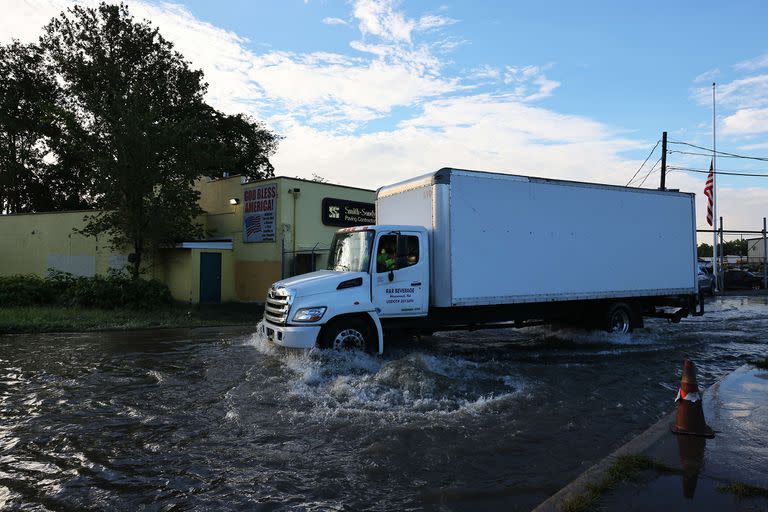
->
243;184;277;243
322;198;375;227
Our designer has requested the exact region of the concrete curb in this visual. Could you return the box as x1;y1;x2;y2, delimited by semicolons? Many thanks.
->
531;409;676;512
532;367;741;512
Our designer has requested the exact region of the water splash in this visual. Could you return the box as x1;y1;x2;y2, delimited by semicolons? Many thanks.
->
245;324;527;420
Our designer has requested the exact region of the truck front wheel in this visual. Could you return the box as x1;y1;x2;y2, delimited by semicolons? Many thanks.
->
605;302;634;333
319;317;375;352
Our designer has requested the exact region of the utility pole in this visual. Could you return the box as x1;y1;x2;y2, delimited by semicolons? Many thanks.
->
763;217;767;290
659;131;667;190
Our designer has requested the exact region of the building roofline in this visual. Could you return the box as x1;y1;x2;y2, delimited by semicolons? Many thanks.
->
0;209;99;218
202;173;375;193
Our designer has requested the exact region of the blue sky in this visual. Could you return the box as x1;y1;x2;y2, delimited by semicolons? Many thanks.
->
3;0;768;231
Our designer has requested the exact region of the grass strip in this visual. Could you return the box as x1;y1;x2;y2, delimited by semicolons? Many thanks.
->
750;358;768;370
0;305;262;333
562;454;675;512
718;481;768;499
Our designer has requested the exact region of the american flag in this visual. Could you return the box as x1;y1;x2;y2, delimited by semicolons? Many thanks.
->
703;159;714;226
246;215;262;236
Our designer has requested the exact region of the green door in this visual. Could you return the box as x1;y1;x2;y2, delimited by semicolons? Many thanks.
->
200;252;222;304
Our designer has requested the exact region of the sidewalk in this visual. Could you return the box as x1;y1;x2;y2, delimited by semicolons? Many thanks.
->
534;364;768;512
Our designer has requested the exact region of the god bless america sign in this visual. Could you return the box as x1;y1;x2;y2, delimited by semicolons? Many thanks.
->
243;184;276;243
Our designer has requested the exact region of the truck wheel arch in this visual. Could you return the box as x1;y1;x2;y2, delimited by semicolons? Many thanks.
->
317;312;383;354
604;301;643;333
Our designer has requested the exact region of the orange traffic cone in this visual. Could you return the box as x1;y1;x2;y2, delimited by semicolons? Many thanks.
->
671;360;714;438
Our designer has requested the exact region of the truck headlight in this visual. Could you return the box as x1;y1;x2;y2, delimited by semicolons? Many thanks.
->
292;307;327;322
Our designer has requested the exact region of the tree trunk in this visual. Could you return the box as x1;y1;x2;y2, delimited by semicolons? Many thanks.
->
131;241;142;280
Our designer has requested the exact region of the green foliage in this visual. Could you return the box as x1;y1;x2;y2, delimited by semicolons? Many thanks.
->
723;239;749;256
3;2;279;279
0;272;171;310
562;454;675;512
12;2;280;278
0;275;56;306
0;40;93;213
718;481;768;498
697;243;713;257
0;304;261;333
698;239;751;258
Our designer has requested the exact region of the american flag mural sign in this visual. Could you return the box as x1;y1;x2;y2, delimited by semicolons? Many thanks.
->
243;183;277;242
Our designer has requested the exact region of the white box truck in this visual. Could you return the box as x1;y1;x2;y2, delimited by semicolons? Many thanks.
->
262;168;702;353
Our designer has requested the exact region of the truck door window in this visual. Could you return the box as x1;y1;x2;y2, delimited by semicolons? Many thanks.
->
376;235;397;273
403;236;419;267
377;235;420;272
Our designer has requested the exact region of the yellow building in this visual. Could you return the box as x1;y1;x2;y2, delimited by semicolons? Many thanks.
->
0;176;375;304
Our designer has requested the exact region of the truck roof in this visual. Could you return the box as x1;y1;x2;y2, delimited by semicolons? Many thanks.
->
377;167;696;200
335;225;427;233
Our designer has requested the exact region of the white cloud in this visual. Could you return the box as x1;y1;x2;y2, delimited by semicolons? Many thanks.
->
353;0;415;43
695;75;768;109
503;65;560;101
694;73;768;137
415;14;458;31
467;64;500;81
273;93;642;190
693;68;719;83
2;0;657;211
735;53;768;72
737;142;768;151
322;17;347;26
668;172;768;237
722;108;768;135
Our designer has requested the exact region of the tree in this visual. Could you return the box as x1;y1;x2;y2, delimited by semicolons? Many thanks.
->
0;41;95;214
697;243;713;258
723;239;748;256
201;110;279;180
40;3;277;278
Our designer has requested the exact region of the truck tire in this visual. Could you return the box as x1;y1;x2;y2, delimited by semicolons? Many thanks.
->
605;302;634;333
319;317;375;352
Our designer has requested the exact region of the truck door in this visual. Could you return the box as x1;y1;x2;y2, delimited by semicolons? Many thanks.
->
372;231;429;317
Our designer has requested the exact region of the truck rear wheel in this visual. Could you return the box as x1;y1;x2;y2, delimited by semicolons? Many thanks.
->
605;302;634;333
319;317;375;352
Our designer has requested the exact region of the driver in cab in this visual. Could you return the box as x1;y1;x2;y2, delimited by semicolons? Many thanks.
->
376;239;396;272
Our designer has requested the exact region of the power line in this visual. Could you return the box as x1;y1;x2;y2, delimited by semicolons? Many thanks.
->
668;140;768;162
667;149;768;160
667;166;768;177
637;157;662;187
626;140;660;186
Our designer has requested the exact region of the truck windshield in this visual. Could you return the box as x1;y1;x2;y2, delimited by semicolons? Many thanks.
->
327;230;374;272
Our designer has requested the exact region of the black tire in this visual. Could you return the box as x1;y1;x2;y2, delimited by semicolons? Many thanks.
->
319;317;376;352
604;302;634;334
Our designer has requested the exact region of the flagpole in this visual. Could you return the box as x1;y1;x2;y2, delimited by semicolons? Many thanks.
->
712;82;718;291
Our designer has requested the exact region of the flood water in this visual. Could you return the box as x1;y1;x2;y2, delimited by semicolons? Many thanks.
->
1;296;767;511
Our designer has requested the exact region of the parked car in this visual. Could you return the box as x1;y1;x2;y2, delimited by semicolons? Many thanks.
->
697;264;715;295
724;269;764;290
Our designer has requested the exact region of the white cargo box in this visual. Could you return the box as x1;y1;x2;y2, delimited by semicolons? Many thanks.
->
377;168;697;308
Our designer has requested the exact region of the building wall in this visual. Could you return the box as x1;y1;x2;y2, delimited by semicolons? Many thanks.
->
0;176;374;304
0;210;144;278
747;237;767;260
196;176;375;302
156;249;194;303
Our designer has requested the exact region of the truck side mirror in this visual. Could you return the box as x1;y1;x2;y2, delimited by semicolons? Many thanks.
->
388;270;395;282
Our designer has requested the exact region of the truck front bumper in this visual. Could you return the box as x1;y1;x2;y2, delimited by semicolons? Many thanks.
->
262;321;321;349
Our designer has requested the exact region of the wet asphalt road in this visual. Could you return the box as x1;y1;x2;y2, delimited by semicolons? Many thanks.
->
1;296;767;511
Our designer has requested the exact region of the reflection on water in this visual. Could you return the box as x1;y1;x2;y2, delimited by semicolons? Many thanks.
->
0;297;766;510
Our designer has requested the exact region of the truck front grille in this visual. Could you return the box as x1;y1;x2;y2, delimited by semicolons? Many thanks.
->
265;287;291;325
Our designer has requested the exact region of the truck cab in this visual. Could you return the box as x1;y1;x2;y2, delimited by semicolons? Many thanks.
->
262;225;428;353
